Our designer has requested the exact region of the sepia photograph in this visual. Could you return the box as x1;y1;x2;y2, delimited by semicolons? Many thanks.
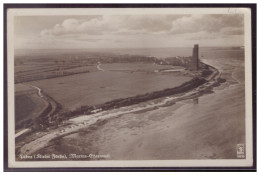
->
4;4;256;171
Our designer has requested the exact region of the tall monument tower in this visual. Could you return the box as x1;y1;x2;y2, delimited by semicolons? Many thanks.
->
190;44;199;71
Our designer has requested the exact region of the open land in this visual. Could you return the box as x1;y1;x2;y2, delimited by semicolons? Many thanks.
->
15;84;49;132
29;63;191;110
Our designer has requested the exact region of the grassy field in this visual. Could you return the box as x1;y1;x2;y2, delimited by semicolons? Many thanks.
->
15;95;36;122
30;63;192;111
101;63;182;72
15;83;35;94
15;62;97;83
15;84;48;130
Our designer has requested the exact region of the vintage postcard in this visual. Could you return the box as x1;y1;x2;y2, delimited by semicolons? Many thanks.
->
5;5;255;170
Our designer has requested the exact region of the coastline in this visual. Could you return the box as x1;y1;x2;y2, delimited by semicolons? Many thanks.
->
15;61;225;159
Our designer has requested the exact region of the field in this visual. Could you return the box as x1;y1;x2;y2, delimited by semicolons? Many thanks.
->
15;63;97;83
15;84;49;131
100;63;182;72
30;63;191;111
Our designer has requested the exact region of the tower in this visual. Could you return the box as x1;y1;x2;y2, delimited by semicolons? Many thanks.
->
190;44;199;71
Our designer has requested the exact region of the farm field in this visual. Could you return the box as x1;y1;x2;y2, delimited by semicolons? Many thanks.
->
30;63;192;111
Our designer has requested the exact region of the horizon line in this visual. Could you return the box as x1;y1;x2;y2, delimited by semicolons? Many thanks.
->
15;46;245;50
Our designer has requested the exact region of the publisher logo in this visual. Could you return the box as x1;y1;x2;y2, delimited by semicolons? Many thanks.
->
237;144;245;158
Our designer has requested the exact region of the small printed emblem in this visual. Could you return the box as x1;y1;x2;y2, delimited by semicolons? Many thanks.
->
237;144;245;158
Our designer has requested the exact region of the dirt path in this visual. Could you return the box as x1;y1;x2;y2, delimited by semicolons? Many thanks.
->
15;129;30;138
28;84;43;97
97;63;105;71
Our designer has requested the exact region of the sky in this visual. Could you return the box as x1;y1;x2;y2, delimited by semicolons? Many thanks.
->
14;14;244;49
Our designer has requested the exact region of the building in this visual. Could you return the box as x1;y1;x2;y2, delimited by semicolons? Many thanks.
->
189;44;199;71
